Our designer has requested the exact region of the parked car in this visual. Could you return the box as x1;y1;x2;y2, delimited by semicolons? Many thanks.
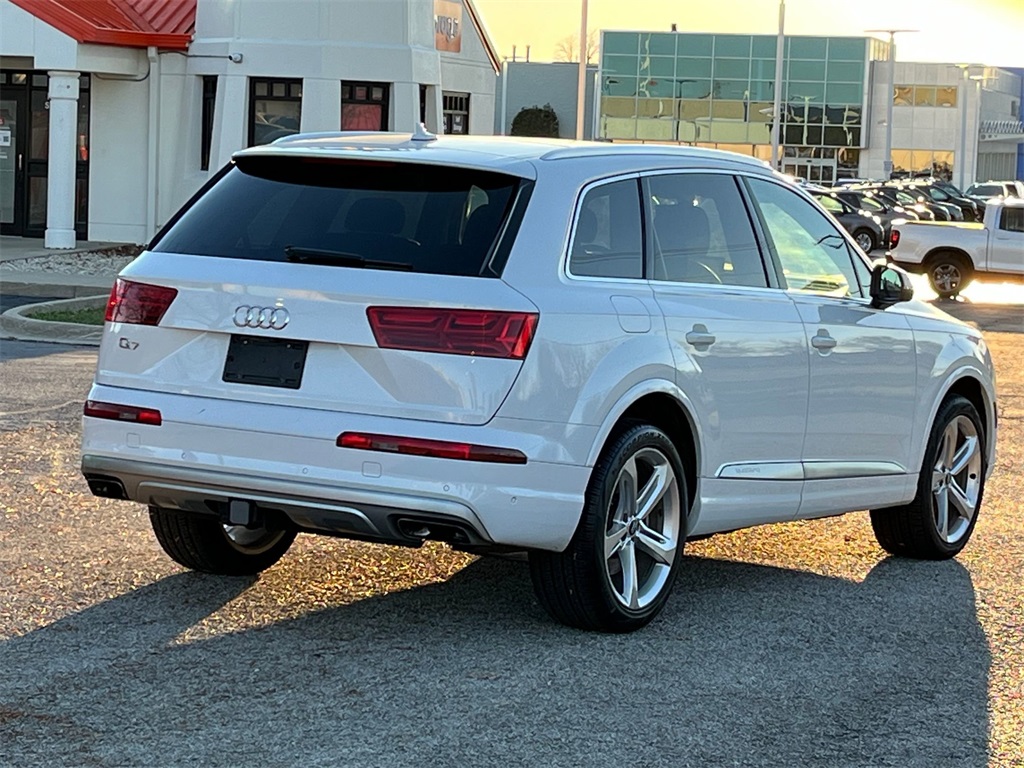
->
964;181;1024;215
900;181;979;222
863;185;944;221
835;187;920;220
82;134;998;632
809;190;888;252
890;197;1024;297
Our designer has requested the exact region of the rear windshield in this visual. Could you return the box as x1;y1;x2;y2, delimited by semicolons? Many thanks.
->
153;157;521;277
967;184;1003;197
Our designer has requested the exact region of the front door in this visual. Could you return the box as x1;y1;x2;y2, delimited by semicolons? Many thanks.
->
988;205;1024;274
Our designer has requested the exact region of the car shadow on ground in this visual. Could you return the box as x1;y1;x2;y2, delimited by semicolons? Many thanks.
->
0;552;989;767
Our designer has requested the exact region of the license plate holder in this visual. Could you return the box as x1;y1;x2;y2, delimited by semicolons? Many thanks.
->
222;335;308;390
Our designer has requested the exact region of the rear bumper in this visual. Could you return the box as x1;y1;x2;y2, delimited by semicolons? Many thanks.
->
81;385;594;551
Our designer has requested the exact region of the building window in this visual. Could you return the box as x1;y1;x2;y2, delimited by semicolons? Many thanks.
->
249;78;302;147
342;81;389;131
200;75;217;170
892;149;955;180
894;84;957;108
443;92;469;134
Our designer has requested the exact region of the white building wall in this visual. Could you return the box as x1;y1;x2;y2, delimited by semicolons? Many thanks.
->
861;61;981;184
4;0;498;243
88;75;149;243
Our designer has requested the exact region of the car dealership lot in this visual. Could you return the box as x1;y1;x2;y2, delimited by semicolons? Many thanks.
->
1;301;1022;765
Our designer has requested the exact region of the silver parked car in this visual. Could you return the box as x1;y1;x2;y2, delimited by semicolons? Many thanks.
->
82;133;997;631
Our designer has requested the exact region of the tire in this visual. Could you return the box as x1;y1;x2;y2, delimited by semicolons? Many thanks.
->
529;424;687;632
149;506;296;575
869;396;985;560
853;228;876;253
926;252;973;298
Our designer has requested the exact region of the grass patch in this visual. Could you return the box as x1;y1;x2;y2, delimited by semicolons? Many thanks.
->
27;306;106;325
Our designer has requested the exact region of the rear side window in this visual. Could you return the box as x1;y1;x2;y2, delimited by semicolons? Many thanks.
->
1001;207;1024;233
153;157;520;277
647;173;767;288
569;179;643;279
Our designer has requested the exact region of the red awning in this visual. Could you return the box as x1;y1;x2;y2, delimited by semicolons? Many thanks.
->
9;0;195;50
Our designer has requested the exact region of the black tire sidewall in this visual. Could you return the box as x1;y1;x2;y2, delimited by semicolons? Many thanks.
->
916;397;986;556
582;424;688;627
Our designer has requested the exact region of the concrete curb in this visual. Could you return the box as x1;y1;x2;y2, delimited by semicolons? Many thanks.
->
0;295;107;346
1;272;116;298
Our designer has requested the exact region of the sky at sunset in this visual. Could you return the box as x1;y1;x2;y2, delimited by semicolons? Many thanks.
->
472;0;1024;68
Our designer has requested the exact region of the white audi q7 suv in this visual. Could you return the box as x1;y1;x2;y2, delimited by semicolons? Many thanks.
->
82;132;997;632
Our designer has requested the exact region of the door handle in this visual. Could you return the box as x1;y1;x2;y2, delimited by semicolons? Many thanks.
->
685;324;716;349
17;153;23;172
811;330;837;352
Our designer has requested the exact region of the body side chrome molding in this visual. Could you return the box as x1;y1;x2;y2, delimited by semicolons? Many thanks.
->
717;460;906;481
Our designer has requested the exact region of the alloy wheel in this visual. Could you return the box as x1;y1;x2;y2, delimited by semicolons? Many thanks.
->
603;447;682;610
931;415;982;544
932;263;962;294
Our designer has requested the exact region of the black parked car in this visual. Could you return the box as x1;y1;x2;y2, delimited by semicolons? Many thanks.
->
834;188;919;227
900;181;979;221
809;190;887;252
861;185;945;221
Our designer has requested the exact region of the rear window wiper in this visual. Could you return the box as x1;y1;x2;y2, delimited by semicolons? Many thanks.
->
284;246;414;272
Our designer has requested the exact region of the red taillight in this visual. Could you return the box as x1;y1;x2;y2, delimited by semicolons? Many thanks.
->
337;432;527;464
105;279;178;325
366;307;538;360
84;400;162;426
889;228;901;249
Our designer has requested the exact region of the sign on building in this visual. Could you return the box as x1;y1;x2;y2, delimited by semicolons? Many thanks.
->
434;0;462;53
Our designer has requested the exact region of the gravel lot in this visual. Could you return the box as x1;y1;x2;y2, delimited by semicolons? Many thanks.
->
0;312;1021;767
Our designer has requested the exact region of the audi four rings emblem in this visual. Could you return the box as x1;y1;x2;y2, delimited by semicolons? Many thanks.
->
233;305;290;330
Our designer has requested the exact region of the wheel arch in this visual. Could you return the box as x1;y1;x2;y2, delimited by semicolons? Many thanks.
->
923;247;975;270
586;381;702;513
918;367;996;475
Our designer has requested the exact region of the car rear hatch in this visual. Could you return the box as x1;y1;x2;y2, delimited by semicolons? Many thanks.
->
95;153;536;426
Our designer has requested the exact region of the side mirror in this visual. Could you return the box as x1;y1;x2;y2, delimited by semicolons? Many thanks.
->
870;260;914;309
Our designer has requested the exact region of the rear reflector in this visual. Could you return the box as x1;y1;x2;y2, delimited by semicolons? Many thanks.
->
367;307;538;359
337;432;527;464
105;279;178;325
84;400;162;426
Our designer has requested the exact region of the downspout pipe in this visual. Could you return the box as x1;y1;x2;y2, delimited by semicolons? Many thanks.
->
146;46;160;243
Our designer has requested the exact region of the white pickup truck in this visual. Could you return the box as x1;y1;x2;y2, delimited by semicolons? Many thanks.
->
891;197;1024;297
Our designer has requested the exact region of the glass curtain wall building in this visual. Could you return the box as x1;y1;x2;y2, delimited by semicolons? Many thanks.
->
599;32;890;182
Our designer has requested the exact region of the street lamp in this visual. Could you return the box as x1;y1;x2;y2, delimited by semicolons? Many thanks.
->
770;0;785;170
865;29;918;179
576;0;589;140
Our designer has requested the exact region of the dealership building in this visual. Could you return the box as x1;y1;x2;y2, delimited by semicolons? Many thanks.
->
0;0;500;247
499;31;1024;186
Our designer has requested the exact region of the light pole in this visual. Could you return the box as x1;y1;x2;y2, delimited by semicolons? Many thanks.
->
865;29;917;179
575;0;589;140
954;64;974;189
770;0;785;170
967;73;994;186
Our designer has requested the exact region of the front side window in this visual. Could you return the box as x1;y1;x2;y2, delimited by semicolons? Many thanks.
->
568;179;643;279
815;194;846;215
647;173;767;287
249;78;301;147
746;178;863;297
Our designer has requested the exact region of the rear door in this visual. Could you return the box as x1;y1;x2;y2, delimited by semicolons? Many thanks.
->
644;171;809;531
97;156;535;425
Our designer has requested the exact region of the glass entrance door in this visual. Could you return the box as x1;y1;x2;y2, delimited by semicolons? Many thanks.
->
0;90;26;233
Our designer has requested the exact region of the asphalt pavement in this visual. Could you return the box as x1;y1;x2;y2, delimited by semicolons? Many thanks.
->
0;328;1022;766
